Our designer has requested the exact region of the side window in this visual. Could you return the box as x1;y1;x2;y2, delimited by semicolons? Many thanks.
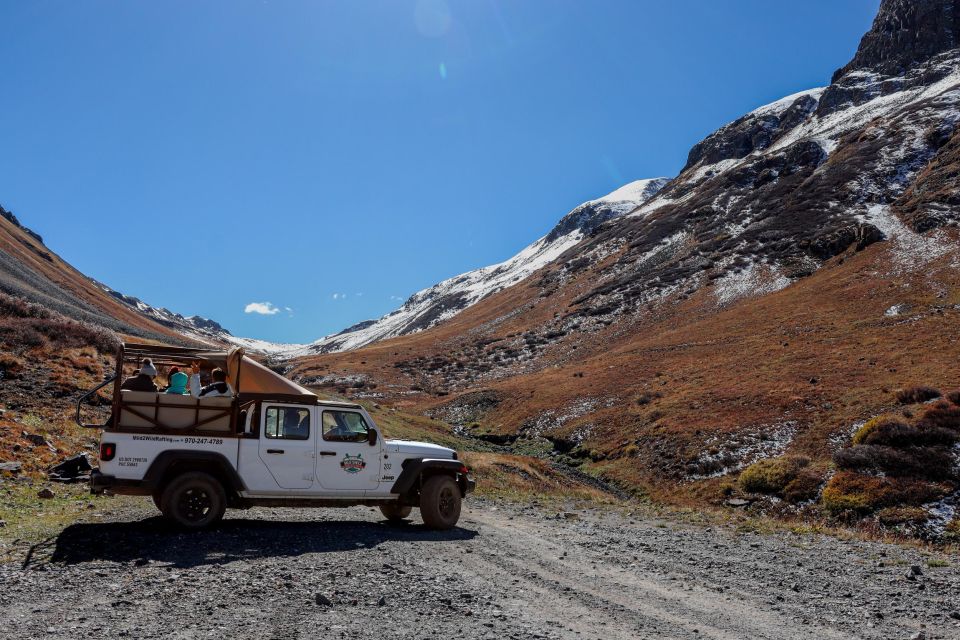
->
322;411;369;443
264;406;310;440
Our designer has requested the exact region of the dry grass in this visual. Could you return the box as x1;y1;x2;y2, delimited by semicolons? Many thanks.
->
0;482;141;560
461;452;614;503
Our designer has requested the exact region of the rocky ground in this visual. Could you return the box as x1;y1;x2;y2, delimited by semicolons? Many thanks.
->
1;498;958;640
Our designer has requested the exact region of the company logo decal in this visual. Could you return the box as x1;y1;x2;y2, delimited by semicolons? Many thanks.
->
340;454;366;474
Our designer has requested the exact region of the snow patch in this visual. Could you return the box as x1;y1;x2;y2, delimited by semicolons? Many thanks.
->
713;262;792;306
856;205;957;275
688;422;798;479
749;87;827;118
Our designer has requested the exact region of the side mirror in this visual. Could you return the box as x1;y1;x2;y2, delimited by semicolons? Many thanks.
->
367;429;378;446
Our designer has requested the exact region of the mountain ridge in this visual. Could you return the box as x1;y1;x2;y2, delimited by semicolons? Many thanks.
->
288;0;960;521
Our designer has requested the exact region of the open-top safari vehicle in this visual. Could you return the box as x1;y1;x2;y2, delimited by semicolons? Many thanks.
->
75;342;473;529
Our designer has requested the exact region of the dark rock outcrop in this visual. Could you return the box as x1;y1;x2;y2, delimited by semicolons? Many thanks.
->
895;125;960;232
684;94;820;172
833;0;960;81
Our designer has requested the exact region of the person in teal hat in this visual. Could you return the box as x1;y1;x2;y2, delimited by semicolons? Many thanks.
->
164;369;189;395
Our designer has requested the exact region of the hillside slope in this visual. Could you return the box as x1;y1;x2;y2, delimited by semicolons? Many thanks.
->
291;0;960;524
0;206;226;345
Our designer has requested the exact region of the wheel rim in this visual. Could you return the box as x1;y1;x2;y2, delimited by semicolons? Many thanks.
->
177;486;212;523
438;485;457;520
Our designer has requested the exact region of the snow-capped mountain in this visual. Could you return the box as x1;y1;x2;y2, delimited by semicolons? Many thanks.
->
285;178;670;356
554;6;960;322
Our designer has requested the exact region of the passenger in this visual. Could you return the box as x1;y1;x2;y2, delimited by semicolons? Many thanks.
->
188;362;234;398
164;371;189;395
160;366;181;392
120;358;159;392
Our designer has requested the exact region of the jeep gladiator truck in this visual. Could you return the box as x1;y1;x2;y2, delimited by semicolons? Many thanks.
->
76;343;474;529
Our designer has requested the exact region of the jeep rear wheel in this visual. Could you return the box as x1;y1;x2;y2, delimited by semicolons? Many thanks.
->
379;503;413;522
419;475;461;530
159;472;226;529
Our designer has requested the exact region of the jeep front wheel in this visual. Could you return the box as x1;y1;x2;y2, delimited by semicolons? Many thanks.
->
379;503;413;522
159;471;226;529
419;475;461;530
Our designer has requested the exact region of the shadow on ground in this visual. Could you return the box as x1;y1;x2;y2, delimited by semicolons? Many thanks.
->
22;515;478;570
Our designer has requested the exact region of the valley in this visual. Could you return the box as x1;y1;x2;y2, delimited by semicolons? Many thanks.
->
4;3;960;637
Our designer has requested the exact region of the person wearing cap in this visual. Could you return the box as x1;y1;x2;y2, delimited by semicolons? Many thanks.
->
120;358;159;392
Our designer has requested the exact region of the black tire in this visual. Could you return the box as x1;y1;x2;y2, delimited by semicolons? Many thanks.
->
152;492;162;511
419;475;461;530
379;503;413;522
159;471;226;529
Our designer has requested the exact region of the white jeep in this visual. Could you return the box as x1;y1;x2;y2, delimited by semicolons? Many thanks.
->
76;343;474;529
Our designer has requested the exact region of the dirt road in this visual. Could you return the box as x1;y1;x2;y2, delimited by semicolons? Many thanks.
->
2;498;958;639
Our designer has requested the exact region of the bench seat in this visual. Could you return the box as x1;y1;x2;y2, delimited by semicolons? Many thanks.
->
118;391;233;432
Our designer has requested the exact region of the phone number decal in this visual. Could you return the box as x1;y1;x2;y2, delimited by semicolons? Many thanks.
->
182;437;224;445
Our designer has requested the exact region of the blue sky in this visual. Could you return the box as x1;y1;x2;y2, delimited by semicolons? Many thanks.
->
0;0;879;343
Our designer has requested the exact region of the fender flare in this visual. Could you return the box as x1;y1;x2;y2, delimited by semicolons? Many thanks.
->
390;458;465;496
143;450;246;493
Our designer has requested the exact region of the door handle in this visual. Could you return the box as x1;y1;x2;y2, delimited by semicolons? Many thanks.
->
319;451;337;456
266;449;285;454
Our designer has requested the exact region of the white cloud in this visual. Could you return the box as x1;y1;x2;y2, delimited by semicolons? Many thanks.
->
390;295;404;301
244;302;281;315
332;293;346;300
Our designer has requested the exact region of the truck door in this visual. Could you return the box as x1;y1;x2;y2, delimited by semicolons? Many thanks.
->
315;409;381;492
257;404;315;490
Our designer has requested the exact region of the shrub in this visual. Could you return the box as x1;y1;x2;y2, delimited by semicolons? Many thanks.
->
635;391;661;406
0;307;119;354
861;420;959;448
783;468;825;503
945;518;960;542
876;506;930;526
0;293;51;319
0;353;24;380
946;391;960;406
821;471;948;515
916;400;960;432
833;445;955;480
852;415;908;445
739;456;809;494
895;385;942;404
0;321;47;348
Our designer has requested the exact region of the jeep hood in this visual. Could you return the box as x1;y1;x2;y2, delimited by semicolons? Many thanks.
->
385;440;455;458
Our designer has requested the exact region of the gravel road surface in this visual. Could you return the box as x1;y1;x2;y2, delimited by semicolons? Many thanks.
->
2;499;958;639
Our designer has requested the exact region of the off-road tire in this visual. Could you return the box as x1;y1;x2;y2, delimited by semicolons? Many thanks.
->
419;475;461;530
379;503;413;522
159;471;226;529
152;492;162;510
